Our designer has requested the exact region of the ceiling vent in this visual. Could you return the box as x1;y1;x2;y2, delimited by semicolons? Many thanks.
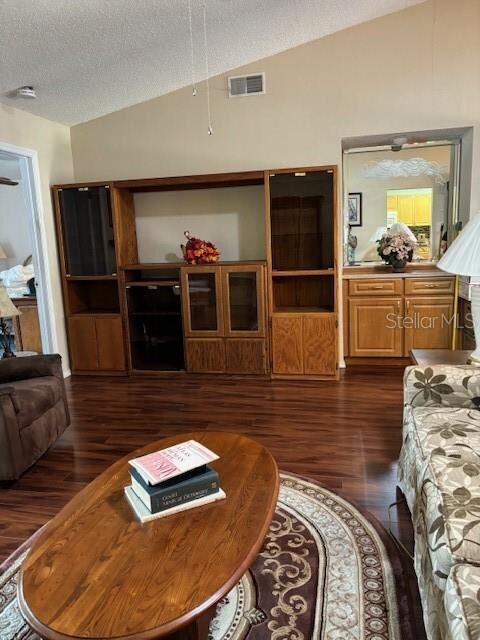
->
228;73;265;98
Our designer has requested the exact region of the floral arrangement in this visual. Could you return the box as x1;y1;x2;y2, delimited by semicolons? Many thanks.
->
377;232;415;268
181;230;220;264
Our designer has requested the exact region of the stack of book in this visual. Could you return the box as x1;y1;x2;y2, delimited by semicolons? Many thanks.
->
124;440;225;522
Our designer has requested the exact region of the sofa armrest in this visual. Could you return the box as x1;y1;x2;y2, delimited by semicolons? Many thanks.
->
0;392;23;481
404;364;480;409
0;386;20;412
0;354;63;384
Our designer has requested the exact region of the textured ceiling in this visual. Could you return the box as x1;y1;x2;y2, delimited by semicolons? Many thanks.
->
0;0;423;126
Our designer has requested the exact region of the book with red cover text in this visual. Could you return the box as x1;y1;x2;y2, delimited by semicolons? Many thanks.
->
128;440;219;486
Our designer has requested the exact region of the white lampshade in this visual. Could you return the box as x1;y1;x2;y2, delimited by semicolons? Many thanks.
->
0;285;20;318
437;213;480;276
389;223;417;244
369;226;388;242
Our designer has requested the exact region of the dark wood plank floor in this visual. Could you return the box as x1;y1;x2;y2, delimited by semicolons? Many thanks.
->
0;368;424;634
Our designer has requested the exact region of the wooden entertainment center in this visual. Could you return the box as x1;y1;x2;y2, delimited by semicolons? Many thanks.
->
52;166;339;379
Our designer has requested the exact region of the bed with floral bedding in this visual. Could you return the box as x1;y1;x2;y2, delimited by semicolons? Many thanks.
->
398;365;480;640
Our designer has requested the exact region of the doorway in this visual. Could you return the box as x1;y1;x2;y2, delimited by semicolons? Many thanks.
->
0;143;57;357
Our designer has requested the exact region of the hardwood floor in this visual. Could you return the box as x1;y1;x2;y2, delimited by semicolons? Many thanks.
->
0;367;424;635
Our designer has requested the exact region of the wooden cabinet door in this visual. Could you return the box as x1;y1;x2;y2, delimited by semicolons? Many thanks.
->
68;316;98;371
58;186;117;276
95;317;125;371
303;314;337;375
349;298;403;357
225;339;267;374
221;265;265;337
272;314;303;374
186;339;226;373
181;267;223;337
404;296;454;354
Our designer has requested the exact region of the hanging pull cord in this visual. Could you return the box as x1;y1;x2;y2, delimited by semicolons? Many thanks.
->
202;0;213;135
187;0;197;96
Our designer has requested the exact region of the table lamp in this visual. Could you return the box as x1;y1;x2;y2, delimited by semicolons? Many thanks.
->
437;213;480;365
389;222;417;244
0;285;20;358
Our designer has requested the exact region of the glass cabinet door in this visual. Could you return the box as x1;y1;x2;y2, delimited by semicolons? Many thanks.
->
181;267;223;336
59;186;117;276
222;265;265;337
269;170;334;271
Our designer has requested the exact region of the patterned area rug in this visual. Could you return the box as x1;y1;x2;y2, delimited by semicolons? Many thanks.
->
0;473;415;640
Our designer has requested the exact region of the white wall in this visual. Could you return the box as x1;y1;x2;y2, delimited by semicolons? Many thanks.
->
70;0;480;217
0;158;32;267
0;104;74;369
134;186;265;263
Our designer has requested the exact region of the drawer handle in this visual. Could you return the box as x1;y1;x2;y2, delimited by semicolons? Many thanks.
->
371;285;385;289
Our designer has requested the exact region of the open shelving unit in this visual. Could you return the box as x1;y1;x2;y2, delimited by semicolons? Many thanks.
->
66;279;121;316
266;167;338;378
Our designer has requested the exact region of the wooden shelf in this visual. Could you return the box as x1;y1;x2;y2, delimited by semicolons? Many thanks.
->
69;311;121;318
113;171;264;193
272;270;334;277
128;311;181;317
123;263;184;270
66;275;118;281
132;336;181;344
125;281;180;287
273;307;333;314
122;261;266;270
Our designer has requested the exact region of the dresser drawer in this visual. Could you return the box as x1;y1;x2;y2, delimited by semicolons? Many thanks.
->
404;277;454;296
348;278;402;297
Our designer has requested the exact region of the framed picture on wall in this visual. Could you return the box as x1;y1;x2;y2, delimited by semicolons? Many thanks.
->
348;193;362;227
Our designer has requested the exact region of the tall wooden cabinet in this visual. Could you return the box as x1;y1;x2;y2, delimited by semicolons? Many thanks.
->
181;263;267;374
53;184;137;374
266;167;338;379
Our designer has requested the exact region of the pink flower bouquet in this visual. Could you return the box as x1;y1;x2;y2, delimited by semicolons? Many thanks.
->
377;232;415;271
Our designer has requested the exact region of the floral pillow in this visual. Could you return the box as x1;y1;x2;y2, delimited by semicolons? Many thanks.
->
409;367;480;408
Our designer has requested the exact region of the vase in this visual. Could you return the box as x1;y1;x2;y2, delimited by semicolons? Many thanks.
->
390;258;407;273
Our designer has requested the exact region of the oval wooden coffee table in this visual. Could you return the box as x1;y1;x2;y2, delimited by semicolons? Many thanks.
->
19;432;278;640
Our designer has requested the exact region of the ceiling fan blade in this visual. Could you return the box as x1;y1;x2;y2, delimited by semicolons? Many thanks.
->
0;177;19;186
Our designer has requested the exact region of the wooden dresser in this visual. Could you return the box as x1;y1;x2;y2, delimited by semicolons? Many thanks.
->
12;296;42;353
343;267;455;362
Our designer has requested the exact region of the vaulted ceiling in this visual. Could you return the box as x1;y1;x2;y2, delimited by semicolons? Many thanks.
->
0;0;424;126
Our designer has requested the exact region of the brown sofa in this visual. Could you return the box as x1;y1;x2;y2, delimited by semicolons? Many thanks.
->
0;355;70;481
